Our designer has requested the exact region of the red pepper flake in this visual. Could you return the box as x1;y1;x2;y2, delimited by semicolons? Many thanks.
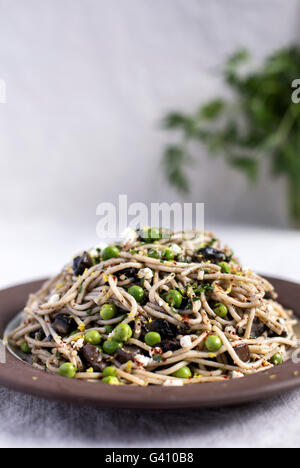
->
152;347;163;356
182;314;190;324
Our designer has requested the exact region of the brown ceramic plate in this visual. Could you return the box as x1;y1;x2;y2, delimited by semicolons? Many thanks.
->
0;277;300;409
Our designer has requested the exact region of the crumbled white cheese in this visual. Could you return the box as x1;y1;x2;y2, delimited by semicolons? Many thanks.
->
170;244;181;255
197;271;205;280
95;242;107;251
183;241;194;251
137;268;153;281
71;338;85;350
134;354;153;367
180;335;192;348
89;248;100;258
48;294;60;305
163;379;184;387
149;347;162;357
231;370;244;379
158;300;164;307
121;228;137;245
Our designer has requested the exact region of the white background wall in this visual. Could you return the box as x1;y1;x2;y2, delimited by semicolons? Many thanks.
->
0;0;300;276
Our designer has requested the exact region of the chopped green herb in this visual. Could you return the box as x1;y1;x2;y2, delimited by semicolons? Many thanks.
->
207;238;217;247
153;354;163;363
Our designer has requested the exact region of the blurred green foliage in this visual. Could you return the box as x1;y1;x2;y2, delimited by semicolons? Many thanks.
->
161;46;300;225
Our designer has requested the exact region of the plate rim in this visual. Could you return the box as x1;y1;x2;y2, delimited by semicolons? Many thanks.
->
1;277;300;410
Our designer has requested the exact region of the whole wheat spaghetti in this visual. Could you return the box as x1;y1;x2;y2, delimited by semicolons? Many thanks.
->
7;229;298;386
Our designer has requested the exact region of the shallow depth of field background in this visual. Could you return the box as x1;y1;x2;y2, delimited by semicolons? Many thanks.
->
0;0;299;286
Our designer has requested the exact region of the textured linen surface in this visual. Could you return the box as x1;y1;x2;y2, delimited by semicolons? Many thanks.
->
0;387;299;448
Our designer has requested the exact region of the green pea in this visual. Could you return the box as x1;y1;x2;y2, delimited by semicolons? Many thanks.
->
103;339;123;355
214;303;228;318
20;342;31;354
128;285;145;303
173;366;192;379
145;332;161;347
100;303;117;320
143;227;161;243
102;376;120;385
102;245;120;261
113;323;132;342
165;290;182;308
162;248;175;261
103;366;117;378
59;363;77;379
84;330;102;346
219;262;231;274
205;335;223;352
148;249;161;259
104;325;114;334
270;353;283;366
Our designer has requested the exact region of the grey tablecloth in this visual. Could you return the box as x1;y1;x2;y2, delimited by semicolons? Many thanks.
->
0;386;299;448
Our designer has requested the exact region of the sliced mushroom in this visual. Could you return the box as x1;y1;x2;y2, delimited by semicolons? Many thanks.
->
264;291;278;300
144;318;178;340
53;314;77;337
227;343;250;365
29;328;46;341
194;247;229;264
73;251;93;276
115;347;135;364
117;268;139;281
268;328;288;338
115;345;144;364
159;339;181;353
233;343;250;362
81;344;106;372
250;317;267;339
